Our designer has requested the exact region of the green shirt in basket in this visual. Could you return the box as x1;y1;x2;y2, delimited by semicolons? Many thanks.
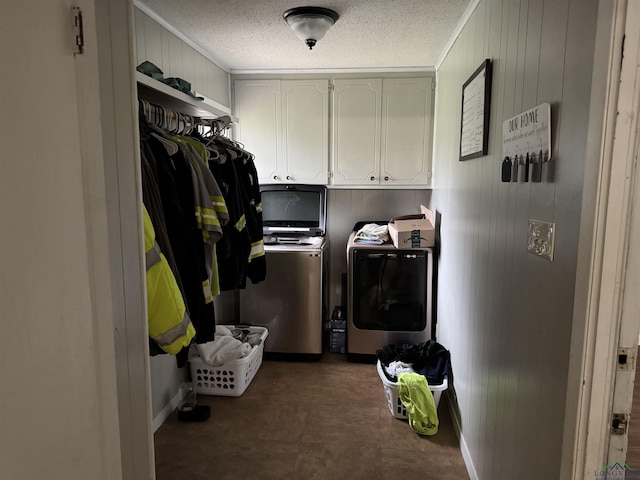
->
397;372;439;436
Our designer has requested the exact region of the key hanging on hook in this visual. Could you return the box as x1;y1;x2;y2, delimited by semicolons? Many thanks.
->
532;150;543;182
512;154;519;182
501;156;512;182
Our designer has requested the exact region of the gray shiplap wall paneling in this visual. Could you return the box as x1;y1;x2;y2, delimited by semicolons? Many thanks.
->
133;8;230;108
181;42;194;87
134;8;146;64
144;13;163;69
431;0;599;479
149;354;186;418
167;33;183;79
208;62;231;106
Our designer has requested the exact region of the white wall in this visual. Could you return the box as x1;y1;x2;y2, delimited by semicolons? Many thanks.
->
0;1;131;478
431;0;600;478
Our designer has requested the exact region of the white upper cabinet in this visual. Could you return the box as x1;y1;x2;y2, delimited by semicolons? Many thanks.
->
380;77;433;185
332;77;434;186
281;80;329;184
234;79;329;185
331;78;382;185
234;80;281;182
235;76;433;187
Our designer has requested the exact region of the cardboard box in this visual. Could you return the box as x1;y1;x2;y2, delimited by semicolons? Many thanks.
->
388;205;435;248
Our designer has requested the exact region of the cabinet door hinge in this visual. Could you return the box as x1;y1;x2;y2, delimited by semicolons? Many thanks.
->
71;6;84;54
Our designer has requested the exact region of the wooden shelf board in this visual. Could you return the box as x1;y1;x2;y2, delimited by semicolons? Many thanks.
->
136;72;237;122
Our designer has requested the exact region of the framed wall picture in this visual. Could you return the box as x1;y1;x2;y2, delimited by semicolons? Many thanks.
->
459;59;492;161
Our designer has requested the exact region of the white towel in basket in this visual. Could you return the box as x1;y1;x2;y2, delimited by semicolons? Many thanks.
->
386;361;414;378
190;336;252;367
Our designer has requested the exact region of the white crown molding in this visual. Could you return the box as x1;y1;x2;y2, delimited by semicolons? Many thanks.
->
230;66;436;75
134;0;231;73
435;0;481;70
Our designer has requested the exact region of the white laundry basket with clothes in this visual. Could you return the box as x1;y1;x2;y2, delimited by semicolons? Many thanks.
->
189;325;268;397
377;360;448;419
376;340;451;420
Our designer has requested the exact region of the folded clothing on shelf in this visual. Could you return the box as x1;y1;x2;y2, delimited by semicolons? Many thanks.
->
353;223;389;244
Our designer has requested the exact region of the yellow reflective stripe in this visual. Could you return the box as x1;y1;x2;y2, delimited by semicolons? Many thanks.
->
255;202;262;213
194;207;221;227
145;241;162;270
211;195;228;211
235;214;246;232
158;322;196;355
152;312;192;348
249;241;265;260
202;279;213;304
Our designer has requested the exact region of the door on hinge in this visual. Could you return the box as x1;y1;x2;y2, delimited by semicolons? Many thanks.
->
607;171;640;471
602;0;640;473
608;129;640;468
1;1;125;479
1;1;151;480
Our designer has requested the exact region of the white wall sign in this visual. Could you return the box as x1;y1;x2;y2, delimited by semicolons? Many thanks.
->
502;102;551;162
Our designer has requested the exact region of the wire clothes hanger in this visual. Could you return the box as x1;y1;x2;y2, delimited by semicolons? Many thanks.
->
139;99;248;164
139;99;200;136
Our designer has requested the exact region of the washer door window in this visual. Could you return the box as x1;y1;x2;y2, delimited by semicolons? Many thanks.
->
353;250;427;331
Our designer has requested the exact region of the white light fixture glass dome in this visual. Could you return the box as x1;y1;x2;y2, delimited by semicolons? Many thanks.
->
283;6;339;50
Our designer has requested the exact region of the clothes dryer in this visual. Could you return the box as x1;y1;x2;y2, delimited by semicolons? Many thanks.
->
346;223;434;362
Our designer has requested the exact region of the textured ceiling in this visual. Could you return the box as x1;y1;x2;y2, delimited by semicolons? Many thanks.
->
138;0;472;72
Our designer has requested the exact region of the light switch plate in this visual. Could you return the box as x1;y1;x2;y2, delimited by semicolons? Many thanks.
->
528;219;555;261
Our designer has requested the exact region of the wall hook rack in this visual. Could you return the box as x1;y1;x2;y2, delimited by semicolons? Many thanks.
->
502;103;552;183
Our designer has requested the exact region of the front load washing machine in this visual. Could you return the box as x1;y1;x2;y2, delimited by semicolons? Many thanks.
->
346;223;434;362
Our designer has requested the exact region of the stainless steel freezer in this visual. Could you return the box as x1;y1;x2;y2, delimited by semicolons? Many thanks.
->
238;238;328;356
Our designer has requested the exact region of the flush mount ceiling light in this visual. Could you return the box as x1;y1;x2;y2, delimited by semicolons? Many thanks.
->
283;6;339;50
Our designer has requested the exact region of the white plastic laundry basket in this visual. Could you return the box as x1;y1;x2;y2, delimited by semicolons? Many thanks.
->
189;326;268;397
376;360;448;420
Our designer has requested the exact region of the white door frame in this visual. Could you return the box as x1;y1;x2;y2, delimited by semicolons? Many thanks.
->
88;0;155;478
601;0;640;468
91;0;640;478
562;0;640;478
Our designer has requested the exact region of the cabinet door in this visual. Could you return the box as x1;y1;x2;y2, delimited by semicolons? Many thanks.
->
234;80;281;183
331;78;382;185
380;77;433;185
281;80;329;184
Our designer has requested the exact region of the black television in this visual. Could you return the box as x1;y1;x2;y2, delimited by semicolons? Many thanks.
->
260;184;327;237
